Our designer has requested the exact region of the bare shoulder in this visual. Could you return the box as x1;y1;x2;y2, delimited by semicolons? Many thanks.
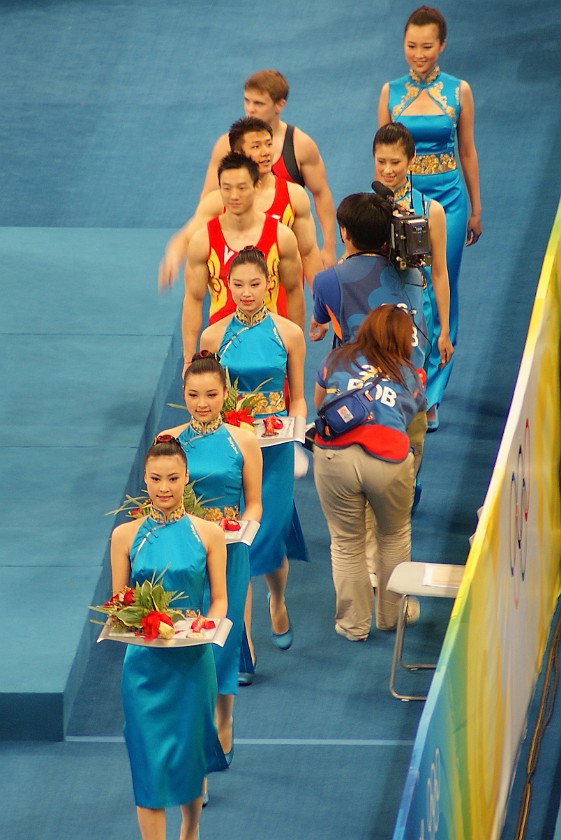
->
198;190;224;218
277;220;299;249
286;181;311;213
200;316;232;351
211;132;231;158
292;125;322;162
225;423;261;452
270;312;304;342
111;516;145;549
188;513;224;546
187;224;211;260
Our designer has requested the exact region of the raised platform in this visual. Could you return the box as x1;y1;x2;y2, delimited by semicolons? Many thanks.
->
0;227;182;739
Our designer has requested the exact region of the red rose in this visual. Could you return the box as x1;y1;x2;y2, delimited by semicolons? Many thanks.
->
141;611;174;640
122;589;135;606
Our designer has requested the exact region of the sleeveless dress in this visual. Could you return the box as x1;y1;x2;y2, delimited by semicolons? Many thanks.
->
121;510;227;809
389;66;468;405
218;306;307;577
178;420;250;696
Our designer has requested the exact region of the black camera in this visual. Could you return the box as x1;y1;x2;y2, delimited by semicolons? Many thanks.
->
372;181;431;271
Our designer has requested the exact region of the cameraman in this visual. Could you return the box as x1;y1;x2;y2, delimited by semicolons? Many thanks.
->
310;192;427;369
310;191;427;491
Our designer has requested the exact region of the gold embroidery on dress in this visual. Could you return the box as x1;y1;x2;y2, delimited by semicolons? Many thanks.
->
393;182;411;204
189;415;224;435
235;304;269;327
409;65;440;85
391;80;420;120
240;391;286;414
409;153;457;175
426;81;457;122
149;503;186;524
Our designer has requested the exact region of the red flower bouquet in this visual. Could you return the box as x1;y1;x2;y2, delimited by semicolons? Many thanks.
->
90;571;193;640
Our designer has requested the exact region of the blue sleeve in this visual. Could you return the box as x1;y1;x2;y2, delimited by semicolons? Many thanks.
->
313;268;340;324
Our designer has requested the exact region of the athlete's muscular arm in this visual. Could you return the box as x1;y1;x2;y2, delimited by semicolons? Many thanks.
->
158;193;224;290
428;201;453;367
293;129;337;269
182;229;211;368
199;134;231;200
287;183;324;291
277;225;305;331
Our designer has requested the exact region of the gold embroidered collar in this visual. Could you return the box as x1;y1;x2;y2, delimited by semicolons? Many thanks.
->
393;181;411;203
409;65;440;86
149;503;186;523
189;415;223;435
235;304;269;326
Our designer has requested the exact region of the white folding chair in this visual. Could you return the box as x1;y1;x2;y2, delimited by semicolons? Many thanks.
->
387;562;464;701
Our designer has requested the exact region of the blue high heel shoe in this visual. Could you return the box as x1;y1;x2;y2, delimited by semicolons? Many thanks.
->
427;404;439;432
268;593;293;650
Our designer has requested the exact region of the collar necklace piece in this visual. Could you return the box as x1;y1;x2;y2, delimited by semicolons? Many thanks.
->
235;303;269;326
409;64;440;85
189;414;223;435
393;181;411;203
149;502;186;523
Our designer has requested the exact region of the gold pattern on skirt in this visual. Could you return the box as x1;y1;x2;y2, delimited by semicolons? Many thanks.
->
241;390;285;414
409;152;457;175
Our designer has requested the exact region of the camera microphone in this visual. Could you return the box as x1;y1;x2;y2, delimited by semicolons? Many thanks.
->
371;180;395;200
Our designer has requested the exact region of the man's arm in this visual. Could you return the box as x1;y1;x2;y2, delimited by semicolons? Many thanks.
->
287;182;324;290
277;225;305;331
182;230;211;368
199;133;231;200
158;193;224;290
427;201;453;367
309;268;338;342
293;128;337;268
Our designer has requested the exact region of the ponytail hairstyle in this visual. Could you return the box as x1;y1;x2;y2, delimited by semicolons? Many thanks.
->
183;351;227;389
228;245;269;281
404;6;447;42
145;435;187;469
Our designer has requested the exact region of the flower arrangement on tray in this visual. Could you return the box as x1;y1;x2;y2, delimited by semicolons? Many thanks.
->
89;570;215;641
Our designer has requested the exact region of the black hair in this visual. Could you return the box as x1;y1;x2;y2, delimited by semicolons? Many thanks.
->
229;117;273;152
183;353;227;388
373;122;416;161
228;246;269;280
336;193;392;252
145;436;187;469
405;6;447;42
217;152;259;186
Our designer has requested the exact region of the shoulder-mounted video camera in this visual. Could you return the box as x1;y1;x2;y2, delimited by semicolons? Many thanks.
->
371;180;431;271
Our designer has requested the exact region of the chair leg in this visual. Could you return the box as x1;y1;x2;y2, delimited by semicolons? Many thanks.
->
389;595;434;702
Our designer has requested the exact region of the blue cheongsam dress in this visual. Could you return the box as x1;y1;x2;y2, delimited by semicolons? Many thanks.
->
218;307;307;577
121;511;227;809
178;420;250;696
389;66;468;405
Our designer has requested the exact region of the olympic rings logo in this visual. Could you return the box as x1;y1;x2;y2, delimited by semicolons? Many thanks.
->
509;418;530;607
418;747;440;839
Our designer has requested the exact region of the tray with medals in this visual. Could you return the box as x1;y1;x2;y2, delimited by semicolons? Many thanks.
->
255;415;306;448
